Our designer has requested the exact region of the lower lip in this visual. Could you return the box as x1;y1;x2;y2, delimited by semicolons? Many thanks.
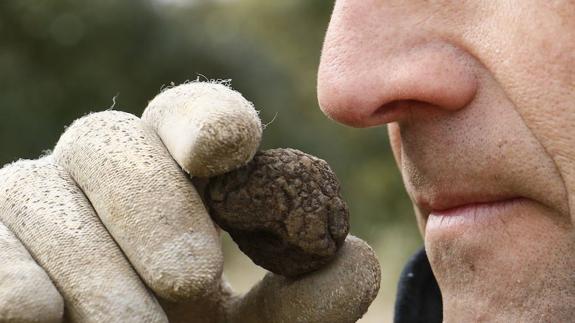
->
426;198;527;231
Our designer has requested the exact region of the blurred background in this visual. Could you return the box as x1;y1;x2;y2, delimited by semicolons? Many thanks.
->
0;0;422;321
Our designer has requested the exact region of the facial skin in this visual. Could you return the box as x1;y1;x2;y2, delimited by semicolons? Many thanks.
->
318;1;575;322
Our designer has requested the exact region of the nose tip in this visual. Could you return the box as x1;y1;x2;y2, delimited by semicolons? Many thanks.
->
318;43;478;128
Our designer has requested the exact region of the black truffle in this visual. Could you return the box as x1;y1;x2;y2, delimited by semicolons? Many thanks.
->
205;148;350;277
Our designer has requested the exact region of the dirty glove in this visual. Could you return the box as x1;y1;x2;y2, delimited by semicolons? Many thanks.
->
0;82;381;323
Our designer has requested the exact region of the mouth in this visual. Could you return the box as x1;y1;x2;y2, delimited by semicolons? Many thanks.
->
418;194;530;232
426;196;524;217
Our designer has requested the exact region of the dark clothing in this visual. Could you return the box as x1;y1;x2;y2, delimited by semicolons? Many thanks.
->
394;248;443;323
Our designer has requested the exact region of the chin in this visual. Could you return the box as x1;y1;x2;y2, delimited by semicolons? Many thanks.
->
422;201;575;322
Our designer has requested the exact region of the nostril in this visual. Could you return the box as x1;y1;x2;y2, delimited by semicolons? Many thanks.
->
372;100;430;124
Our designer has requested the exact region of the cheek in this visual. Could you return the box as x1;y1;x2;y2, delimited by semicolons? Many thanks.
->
462;0;575;219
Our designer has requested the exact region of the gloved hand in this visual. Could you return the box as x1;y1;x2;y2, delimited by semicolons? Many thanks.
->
0;82;381;323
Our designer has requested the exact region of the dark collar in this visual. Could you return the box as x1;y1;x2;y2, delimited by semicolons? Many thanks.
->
394;248;443;323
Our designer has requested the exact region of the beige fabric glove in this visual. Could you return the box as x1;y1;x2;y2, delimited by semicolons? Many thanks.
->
0;82;380;323
0;221;63;323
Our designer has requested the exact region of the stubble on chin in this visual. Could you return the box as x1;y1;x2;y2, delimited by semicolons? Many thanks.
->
425;208;575;322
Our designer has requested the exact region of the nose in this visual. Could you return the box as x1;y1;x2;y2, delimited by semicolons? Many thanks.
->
317;0;478;128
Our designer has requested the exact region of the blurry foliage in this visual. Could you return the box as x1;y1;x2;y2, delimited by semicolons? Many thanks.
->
0;0;420;243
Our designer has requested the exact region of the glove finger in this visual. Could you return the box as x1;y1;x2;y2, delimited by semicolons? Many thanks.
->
0;221;63;323
226;235;381;323
0;158;168;323
158;278;235;323
142;82;262;178
53;111;223;301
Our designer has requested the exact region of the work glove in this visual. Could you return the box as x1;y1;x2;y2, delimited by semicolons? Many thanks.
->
0;82;381;323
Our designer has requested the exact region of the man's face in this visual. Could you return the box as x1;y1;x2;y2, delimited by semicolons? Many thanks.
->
318;0;575;321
